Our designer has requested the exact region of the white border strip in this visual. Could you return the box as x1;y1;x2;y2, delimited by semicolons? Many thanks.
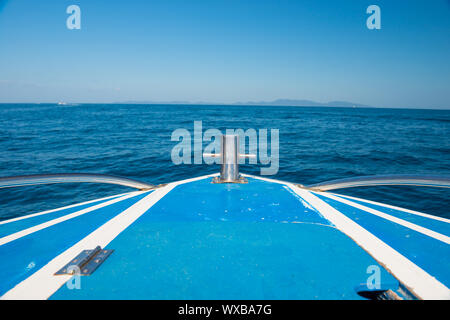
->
1;174;214;300
331;192;450;223
0;192;130;225
241;173;290;185
0;191;145;247
318;192;450;244
288;184;450;300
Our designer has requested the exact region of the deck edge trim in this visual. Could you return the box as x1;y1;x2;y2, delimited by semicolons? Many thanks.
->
0;191;146;247
288;184;450;300
0;192;130;225
330;192;450;224
317;192;450;244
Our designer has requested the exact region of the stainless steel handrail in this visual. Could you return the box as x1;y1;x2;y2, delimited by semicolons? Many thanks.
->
306;174;450;191
0;173;155;190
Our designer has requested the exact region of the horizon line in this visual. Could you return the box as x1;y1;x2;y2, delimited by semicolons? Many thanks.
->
0;102;449;110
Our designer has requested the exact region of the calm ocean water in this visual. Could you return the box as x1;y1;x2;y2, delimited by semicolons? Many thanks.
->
0;103;449;220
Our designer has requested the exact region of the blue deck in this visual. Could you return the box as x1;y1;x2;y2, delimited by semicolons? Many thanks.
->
51;178;396;299
51;222;396;299
1;176;448;299
0;191;150;296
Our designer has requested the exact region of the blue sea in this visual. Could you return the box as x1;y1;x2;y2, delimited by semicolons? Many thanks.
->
0;103;449;220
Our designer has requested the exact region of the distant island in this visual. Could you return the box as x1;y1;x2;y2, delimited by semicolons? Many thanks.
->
233;99;372;108
116;99;373;108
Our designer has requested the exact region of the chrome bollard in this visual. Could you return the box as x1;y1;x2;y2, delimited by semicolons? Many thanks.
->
204;134;255;183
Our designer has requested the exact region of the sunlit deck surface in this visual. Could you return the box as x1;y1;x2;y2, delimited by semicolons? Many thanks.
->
0;175;448;299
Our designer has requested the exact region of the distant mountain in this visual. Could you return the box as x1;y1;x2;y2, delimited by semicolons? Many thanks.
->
116;100;192;105
115;99;373;108
233;99;372;108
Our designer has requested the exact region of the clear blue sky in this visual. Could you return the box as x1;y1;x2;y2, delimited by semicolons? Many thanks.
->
0;0;449;108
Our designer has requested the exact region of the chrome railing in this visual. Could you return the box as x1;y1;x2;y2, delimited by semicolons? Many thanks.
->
1;173;449;193
0;173;155;190
306;174;450;191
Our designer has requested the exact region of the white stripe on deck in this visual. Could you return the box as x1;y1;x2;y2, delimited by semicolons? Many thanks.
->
330;193;450;224
0;191;145;247
241;174;291;185
317;192;450;244
1;174;214;300
288;184;450;300
0;192;129;225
